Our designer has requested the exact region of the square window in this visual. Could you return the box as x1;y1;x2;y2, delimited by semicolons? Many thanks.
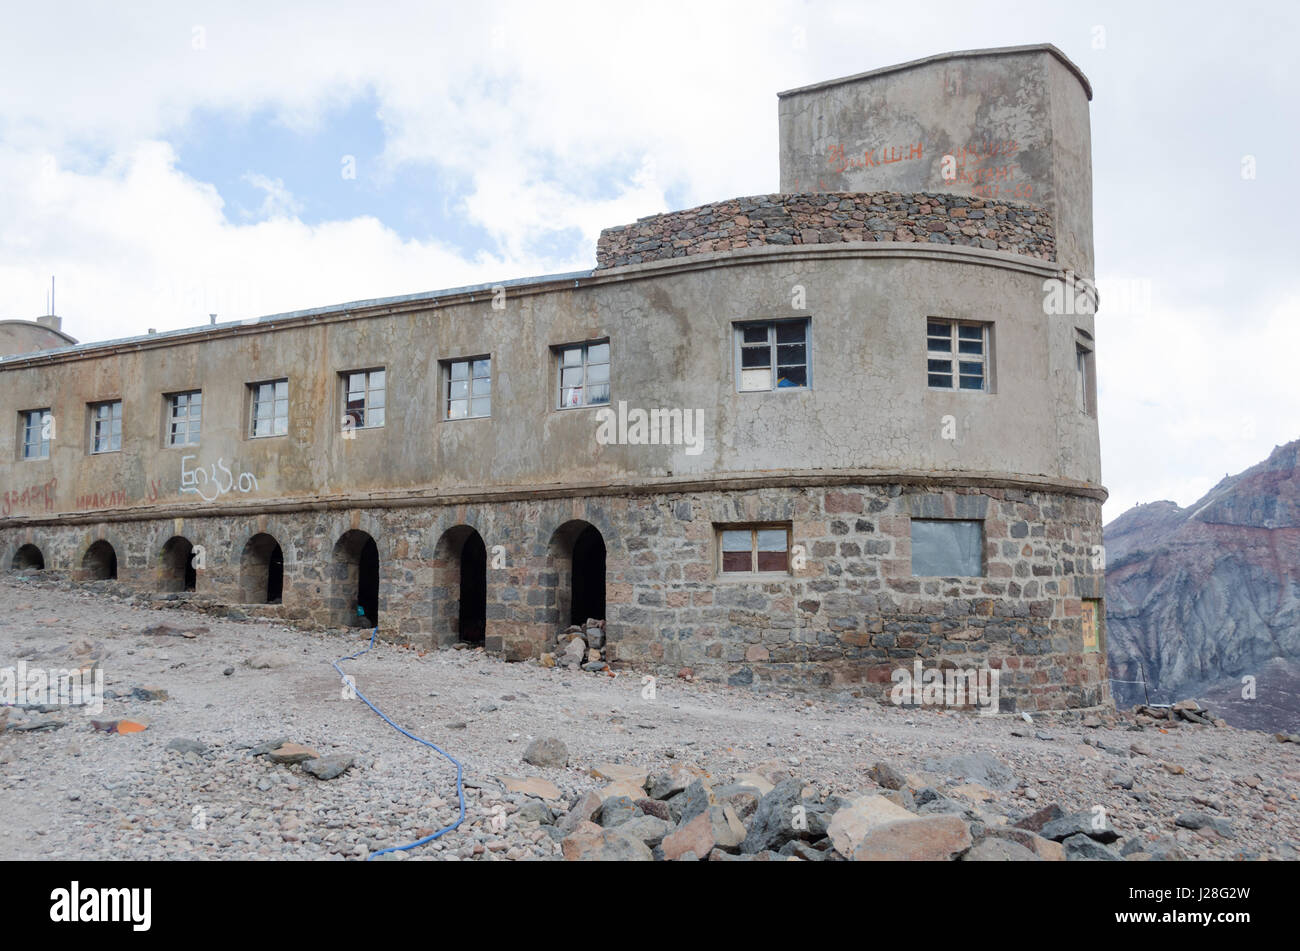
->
250;379;289;438
20;409;51;460
735;319;810;392
926;320;989;392
910;519;984;577
166;390;202;447
89;400;122;454
717;524;791;575
445;357;491;419
340;368;385;430
554;341;611;408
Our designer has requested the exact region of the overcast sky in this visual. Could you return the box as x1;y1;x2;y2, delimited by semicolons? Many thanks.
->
1;1;1295;519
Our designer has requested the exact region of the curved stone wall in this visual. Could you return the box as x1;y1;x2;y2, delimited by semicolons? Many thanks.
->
596;192;1055;269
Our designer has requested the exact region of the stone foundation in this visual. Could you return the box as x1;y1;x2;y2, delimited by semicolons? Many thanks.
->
1;480;1107;711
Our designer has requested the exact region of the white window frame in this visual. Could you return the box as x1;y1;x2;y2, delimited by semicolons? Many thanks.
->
927;319;989;392
555;340;610;409
444;356;492;420
89;400;122;454
167;390;202;447
734;318;811;392
249;379;289;439
342;368;386;430
21;409;51;460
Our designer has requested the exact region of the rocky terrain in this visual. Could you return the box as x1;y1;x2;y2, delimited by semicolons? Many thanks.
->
2;573;1297;861
1106;440;1300;732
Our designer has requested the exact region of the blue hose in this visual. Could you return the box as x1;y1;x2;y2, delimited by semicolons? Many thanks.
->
332;628;466;860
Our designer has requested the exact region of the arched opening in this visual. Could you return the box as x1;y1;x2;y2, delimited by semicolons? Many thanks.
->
160;536;196;592
82;540;117;580
333;530;379;627
432;525;487;646
547;520;607;630
571;525;607;625
459;532;487;643
240;533;284;604
11;544;45;571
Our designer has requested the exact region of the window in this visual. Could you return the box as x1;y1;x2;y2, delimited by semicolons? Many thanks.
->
1075;339;1095;416
910;519;984;576
718;524;791;574
736;319;809;391
556;341;610;408
445;357;491;419
167;391;202;447
21;409;51;459
249;379;289;438
342;369;385;429
927;319;988;391
89;401;122;454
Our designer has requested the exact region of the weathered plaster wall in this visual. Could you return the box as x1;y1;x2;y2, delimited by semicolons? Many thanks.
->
777;45;1094;277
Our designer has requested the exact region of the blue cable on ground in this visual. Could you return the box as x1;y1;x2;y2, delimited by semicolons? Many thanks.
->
332;627;466;860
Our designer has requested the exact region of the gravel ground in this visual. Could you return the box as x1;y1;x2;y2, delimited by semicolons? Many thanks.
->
2;573;1297;861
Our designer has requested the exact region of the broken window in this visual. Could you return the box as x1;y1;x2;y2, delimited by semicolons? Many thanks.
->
735;319;809;391
167;390;202;447
342;368;386;429
21;409;51;459
910;519;984;577
89;400;122;454
927;319;988;391
556;341;610;408
249;379;289;438
445;357;491;419
718;524;791;574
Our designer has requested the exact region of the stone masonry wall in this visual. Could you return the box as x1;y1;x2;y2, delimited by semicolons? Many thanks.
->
1;481;1106;711
595;192;1056;269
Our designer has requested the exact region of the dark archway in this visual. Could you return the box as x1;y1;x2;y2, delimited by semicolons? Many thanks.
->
82;540;117;580
547;520;607;630
11;544;44;571
333;530;379;627
240;533;284;604
160;536;196;592
459;532;487;644
571;525;606;625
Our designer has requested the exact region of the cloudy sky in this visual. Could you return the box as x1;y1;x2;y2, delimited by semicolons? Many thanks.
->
1;0;1295;519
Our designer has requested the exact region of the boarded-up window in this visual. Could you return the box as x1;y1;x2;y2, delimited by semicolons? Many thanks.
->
719;525;790;574
1082;599;1102;653
910;519;983;577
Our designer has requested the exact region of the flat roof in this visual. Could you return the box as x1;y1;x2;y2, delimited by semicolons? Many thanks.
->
777;43;1093;102
0;268;593;365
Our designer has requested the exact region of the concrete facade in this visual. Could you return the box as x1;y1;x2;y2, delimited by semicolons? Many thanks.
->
0;46;1108;710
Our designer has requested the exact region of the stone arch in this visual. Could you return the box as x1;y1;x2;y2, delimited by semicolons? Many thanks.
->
547;519;607;628
159;535;196;592
333;529;380;627
432;525;487;647
82;540;118;580
240;532;284;604
11;543;45;571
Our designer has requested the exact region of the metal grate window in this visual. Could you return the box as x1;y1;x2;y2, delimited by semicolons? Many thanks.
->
736;319;809;391
927;319;988;391
250;379;289;438
446;357;491;419
557;341;610;408
21;409;51;459
90;401;122;454
343;369;386;429
167;391;202;447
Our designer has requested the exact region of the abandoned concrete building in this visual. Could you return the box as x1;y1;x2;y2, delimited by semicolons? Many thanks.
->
0;45;1108;710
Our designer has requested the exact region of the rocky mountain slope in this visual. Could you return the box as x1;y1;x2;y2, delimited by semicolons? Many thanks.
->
1105;440;1300;731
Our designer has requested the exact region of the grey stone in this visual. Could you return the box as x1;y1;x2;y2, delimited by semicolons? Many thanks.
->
1062;833;1122;860
596;795;642;828
1042;811;1119;844
740;778;810;853
165;738;207;755
302;754;354;780
522;736;568;768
